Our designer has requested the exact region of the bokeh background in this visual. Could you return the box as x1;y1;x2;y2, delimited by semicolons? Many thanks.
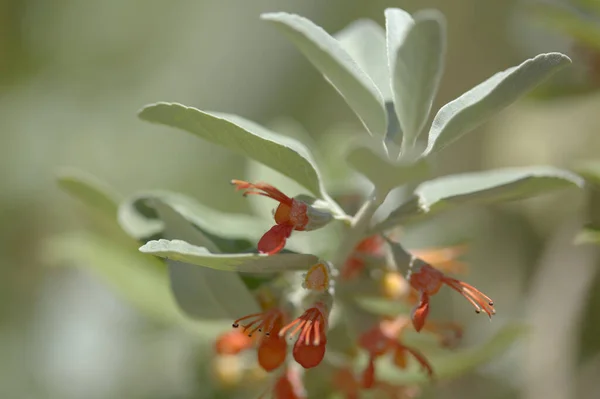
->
1;0;600;398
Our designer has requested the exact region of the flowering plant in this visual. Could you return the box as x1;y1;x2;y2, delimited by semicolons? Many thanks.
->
50;7;584;399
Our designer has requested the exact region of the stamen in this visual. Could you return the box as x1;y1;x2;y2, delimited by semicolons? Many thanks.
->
278;318;302;338
230;180;292;204
303;322;311;346
313;319;321;346
232;310;282;336
444;278;495;317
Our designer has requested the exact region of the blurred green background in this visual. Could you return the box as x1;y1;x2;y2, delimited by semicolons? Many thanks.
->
1;0;600;398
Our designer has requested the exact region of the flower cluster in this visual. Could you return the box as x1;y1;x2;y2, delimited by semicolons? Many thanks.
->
211;182;495;397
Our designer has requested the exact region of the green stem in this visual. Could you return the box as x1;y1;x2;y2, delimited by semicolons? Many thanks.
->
331;189;389;268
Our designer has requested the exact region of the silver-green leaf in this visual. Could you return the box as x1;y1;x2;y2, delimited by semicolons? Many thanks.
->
373;166;584;232
389;10;446;149
425;52;571;155
153;200;261;319
415;166;584;212
335;19;392;101
261;12;387;137
139;102;325;197
140;239;319;273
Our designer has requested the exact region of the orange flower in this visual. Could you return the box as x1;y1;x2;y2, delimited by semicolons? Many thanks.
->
232;308;288;372
409;264;495;332
214;329;255;355
358;318;433;388
341;235;385;280
232;180;331;255
279;302;329;369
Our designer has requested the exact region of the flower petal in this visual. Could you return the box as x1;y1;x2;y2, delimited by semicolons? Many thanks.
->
257;336;288;372
214;330;254;355
411;292;430;332
361;356;376;389
292;338;326;369
258;224;294;255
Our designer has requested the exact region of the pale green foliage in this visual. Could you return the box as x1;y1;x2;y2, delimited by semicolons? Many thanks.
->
139;102;326;198
388;10;446;149
374;167;584;232
140;239;319;273
425;52;572;155
49;6;585;396
262;12;388;137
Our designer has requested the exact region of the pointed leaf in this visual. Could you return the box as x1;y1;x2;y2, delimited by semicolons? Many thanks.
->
373;166;584;232
139;102;325;197
154;200;260;320
425;53;571;155
345;144;430;194
385;9;414;67
335;19;392;100
414;166;584;212
389;10;446;148
261;12;387;136
140;239;319;273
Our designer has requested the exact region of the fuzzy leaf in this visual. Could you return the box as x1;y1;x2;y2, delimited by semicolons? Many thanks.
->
261;12;387;137
139;102;325;197
140;239;319;273
153;200;261;319
345;144;430;194
425;53;571;155
414;166;584;211
335;19;392;100
389;10;446;148
374;166;584;232
385;8;414;67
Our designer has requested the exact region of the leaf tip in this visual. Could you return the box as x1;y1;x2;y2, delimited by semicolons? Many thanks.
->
139;239;165;253
414;8;447;24
138;101;172;120
260;11;293;22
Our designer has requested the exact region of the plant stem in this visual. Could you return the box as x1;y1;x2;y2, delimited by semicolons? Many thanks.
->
331;189;389;268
